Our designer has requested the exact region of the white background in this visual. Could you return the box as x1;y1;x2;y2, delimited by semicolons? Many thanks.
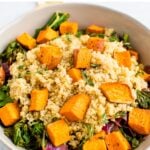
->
0;1;150;149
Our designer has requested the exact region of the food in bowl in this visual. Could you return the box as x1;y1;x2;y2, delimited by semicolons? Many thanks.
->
0;12;150;150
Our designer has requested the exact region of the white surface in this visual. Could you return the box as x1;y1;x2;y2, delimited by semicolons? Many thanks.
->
0;2;149;150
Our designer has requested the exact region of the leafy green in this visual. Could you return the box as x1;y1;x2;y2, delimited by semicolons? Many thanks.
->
101;113;109;124
122;33;132;49
89;33;105;38
81;71;94;86
76;29;86;38
90;64;101;68
34;12;70;38
4;120;46;150
0;85;13;107
136;90;150;109
114;111;126;118
109;31;119;42
0;41;26;64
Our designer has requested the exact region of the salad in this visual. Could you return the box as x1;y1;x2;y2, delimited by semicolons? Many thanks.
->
0;12;150;150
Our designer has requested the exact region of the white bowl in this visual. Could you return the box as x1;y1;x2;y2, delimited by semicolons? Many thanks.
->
0;3;150;150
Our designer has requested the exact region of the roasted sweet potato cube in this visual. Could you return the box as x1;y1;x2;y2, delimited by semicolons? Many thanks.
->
128;108;150;135
141;72;150;82
83;138;107;150
0;66;5;86
100;82;133;104
92;130;106;139
17;32;36;49
0;103;20;126
114;51;131;68
86;37;104;51
68;68;82;82
46;119;70;146
73;48;91;69
86;24;105;34
37;45;62;69
36;27;58;44
60;93;90;121
59;21;78;35
105;131;131;150
128;50;138;60
29;88;48;111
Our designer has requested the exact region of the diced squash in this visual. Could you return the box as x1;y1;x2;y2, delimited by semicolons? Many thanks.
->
92;130;106;140
83;138;107;150
86;37;104;52
36;27;58;44
86;24;105;34
0;103;20;126
60;93;90;121
128;108;150;135
68;68;82;82
17;32;36;49
0;66;5;86
29;88;48;111
114;51;131;68
129;50;138;60
141;72;150;82
46;119;70;146
37;45;62;69
105;131;131;150
100;82;133;104
73;48;91;69
59;21;78;35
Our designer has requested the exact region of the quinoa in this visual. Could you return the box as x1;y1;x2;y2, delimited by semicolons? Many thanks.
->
8;33;148;149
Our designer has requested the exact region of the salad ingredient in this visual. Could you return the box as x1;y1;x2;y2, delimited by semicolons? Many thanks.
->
37;45;62;69
46;119;70;147
83;138;106;150
128;108;150;135
34;12;70;38
36;27;59;44
81;71;94;86
86;24;105;34
0;102;20;126
0;66;5;86
29;88;48;111
105;131;131;150
17;33;36;50
129;50;138;60
0;85;13;107
59;21;78;35
68;68;82;82
114;51;131;68
45;143;68;150
100;82;133;104
92;130;106;139
86;37;104;51
60;93;90;121
122;33;132;49
73;48;91;69
136;90;150;109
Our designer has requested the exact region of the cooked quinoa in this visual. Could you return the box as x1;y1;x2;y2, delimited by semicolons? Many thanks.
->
7;32;148;148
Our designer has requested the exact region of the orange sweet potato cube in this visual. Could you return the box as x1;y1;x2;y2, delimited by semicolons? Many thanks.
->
141;72;150;82
0;103;20;126
59;21;78;35
37;45;62;69
86;37;104;52
46;119;70;146
114;51;131;68
86;24;105;34
60;93;90;121
36;27;58;44
17;32;36;49
92;130;106;139
105;131;131;150
83;138;107;150
128;108;150;135
68;68;82;82
100;82;133;104
73;48;91;69
29;88;48;111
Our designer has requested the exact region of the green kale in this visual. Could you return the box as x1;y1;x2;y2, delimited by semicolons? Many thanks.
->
0;85;13;107
136;90;150;109
81;71;94;86
109;31;119;42
122;33;132;49
76;29;86;38
34;12;70;38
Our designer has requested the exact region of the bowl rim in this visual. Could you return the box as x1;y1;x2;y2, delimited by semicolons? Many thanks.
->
0;2;149;150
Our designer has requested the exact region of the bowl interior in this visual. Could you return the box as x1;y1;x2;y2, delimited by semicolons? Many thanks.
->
0;3;149;150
